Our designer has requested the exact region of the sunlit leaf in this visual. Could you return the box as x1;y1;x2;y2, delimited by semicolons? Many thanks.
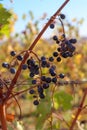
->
0;4;11;25
0;4;11;36
0;24;10;36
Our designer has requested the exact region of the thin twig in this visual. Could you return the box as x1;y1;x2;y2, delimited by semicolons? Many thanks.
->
69;89;87;130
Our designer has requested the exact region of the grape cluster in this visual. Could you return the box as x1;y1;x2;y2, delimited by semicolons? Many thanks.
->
49;14;77;62
2;51;25;74
1;14;77;106
27;58;39;77
28;56;66;105
1;49;66;105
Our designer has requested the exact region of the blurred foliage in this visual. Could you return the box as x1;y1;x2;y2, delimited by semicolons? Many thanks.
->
0;7;87;130
0;4;12;37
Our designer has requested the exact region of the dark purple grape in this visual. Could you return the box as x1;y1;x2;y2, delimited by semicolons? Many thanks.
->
33;100;39;105
29;72;34;77
38;86;43;93
32;80;36;84
27;59;35;66
41;76;46;81
39;93;45;99
22;64;28;70
56;40;60;44
50;23;55;29
65;40;71;45
2;62;9;68
61;52;69;58
17;55;23;61
53;52;58;57
69;39;77;44
51;65;56;70
60;14;65;19
41;60;47;68
52;77;57;83
10;51;16;56
59;73;65;78
43;83;49;89
56;57;61;62
46;77;51;83
49;57;54;62
41;56;46;61
29;89;35;94
53;35;58;41
57;48;61;52
10;67;16;74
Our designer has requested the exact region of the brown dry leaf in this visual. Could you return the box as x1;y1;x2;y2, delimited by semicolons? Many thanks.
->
6;114;15;122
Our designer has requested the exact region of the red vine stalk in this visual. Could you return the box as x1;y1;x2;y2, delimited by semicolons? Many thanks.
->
0;105;7;130
4;0;70;103
69;89;87;130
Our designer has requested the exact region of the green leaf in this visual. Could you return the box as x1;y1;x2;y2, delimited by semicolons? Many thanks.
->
0;4;11;36
36;96;51;130
0;4;11;25
54;91;73;111
0;24;10;36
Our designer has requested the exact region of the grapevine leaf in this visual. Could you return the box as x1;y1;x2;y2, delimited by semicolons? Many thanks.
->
36;96;51;130
0;24;10;36
0;4;11;25
54;91;73;111
0;4;11;36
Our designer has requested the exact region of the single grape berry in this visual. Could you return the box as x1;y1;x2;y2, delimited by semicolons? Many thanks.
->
32;80;36;84
52;77;57;83
10;51;16;56
59;73;65;79
38;86;43;93
10;67;16;74
29;89;35;94
56;40;60;44
60;14;65;19
53;52;58;57
41;56;46;61
49;57;54;62
29;72;34;77
33;100;39;105
41;60;47;68
57;48;61;52
56;57;61;62
41;76;46;81
53;35;58;41
22;64;28;70
46;77;51;83
43;83;49;89
50;23;55;29
39;93;45;99
17;55;23;61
